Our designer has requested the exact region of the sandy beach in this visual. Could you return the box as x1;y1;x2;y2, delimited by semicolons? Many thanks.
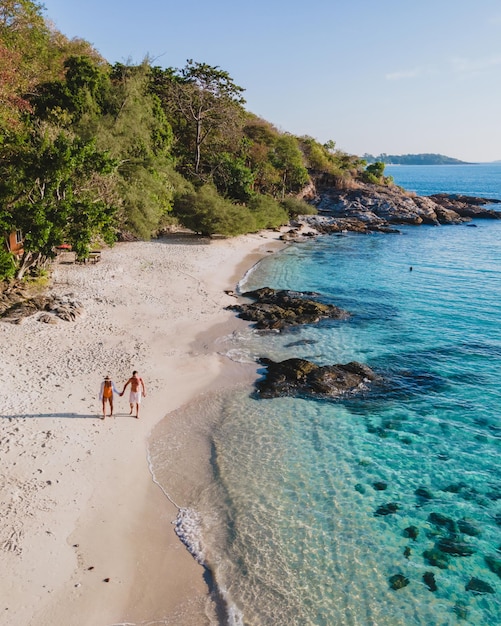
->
0;230;285;626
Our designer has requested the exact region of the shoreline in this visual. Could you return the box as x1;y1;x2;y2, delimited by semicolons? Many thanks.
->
0;230;286;625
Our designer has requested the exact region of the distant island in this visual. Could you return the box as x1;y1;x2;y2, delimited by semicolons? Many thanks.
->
363;153;471;165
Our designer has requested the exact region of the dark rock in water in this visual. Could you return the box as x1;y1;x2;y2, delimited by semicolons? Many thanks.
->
284;339;319;347
374;502;399;516
389;574;409;590
429;193;501;220
255;357;379;399
354;483;366;494
227;287;350;330
428;512;458;533
423;548;449;569
465;577;495;595
423;571;437;592
442;482;468;494
403;525;419;540
457;518;481;537
404;546;411;559
415;487;434;502
485;555;501;579
373;481;388;491
436;537;475;556
487;488;501;501
453;601;469;620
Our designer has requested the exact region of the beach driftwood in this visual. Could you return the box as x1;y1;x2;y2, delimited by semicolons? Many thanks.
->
227;287;349;330
256;357;378;399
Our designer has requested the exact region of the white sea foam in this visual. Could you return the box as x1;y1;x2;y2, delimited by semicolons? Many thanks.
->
173;507;207;566
236;260;262;293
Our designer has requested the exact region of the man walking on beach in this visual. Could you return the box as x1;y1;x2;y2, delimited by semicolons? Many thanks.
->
120;370;146;418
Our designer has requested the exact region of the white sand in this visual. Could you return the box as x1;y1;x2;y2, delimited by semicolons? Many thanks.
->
0;230;286;626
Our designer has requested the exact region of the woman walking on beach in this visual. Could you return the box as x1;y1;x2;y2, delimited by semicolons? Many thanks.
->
99;375;119;419
120;370;146;418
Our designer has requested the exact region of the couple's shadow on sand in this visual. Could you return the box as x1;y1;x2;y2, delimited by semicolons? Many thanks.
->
1;412;137;419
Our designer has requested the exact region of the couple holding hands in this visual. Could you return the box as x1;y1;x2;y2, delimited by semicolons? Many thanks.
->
99;370;146;419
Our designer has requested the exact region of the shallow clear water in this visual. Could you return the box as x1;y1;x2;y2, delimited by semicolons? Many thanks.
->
152;166;501;625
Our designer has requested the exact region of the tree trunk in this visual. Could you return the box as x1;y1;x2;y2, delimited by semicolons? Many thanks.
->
195;117;202;174
16;250;42;280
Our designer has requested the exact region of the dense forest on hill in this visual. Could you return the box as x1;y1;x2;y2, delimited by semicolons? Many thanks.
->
0;0;384;280
363;153;469;165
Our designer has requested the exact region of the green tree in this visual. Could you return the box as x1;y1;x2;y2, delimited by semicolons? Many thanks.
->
0;128;118;277
0;0;51;129
270;135;309;198
362;161;386;184
211;151;254;202
164;60;246;176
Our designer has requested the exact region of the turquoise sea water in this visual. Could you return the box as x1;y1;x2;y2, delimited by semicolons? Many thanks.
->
152;165;501;625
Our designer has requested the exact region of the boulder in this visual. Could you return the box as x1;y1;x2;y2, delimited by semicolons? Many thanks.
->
436;537;475;556
403;526;419;540
389;574;409;590
374;502;399;516
485;555;501;579
423;571;437;592
256;357;378;399
228;287;349;331
465;577;495;595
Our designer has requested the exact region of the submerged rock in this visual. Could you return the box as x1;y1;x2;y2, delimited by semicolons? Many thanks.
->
374;502;399;516
403;525;419;540
415;487;435;502
255;357;378;399
465;577;495;595
228;287;350;330
436;537;475;557
485;555;501;579
428;512;458;534
457;518;482;537
423;571;437;592
423;548;449;569
453;601;469;620
389;574;409;590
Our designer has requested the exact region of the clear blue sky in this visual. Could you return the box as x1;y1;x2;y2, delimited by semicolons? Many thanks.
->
41;0;501;162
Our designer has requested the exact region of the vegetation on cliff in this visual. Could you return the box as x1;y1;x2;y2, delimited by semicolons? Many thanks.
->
363;153;469;165
0;0;384;280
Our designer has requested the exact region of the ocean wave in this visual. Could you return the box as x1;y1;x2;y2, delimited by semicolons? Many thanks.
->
173;507;207;566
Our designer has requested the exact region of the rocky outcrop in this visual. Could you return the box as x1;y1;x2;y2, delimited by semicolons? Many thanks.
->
294;182;501;235
255;357;378;399
429;193;501;219
1;293;84;324
227;287;349;330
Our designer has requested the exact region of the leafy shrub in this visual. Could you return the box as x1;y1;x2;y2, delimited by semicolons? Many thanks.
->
280;197;317;218
174;185;255;236
0;249;16;281
247;194;289;229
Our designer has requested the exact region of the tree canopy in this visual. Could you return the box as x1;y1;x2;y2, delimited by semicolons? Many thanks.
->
0;0;378;281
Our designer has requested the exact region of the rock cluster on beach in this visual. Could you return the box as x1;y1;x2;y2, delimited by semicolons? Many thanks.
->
227;287;350;330
0;291;84;324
